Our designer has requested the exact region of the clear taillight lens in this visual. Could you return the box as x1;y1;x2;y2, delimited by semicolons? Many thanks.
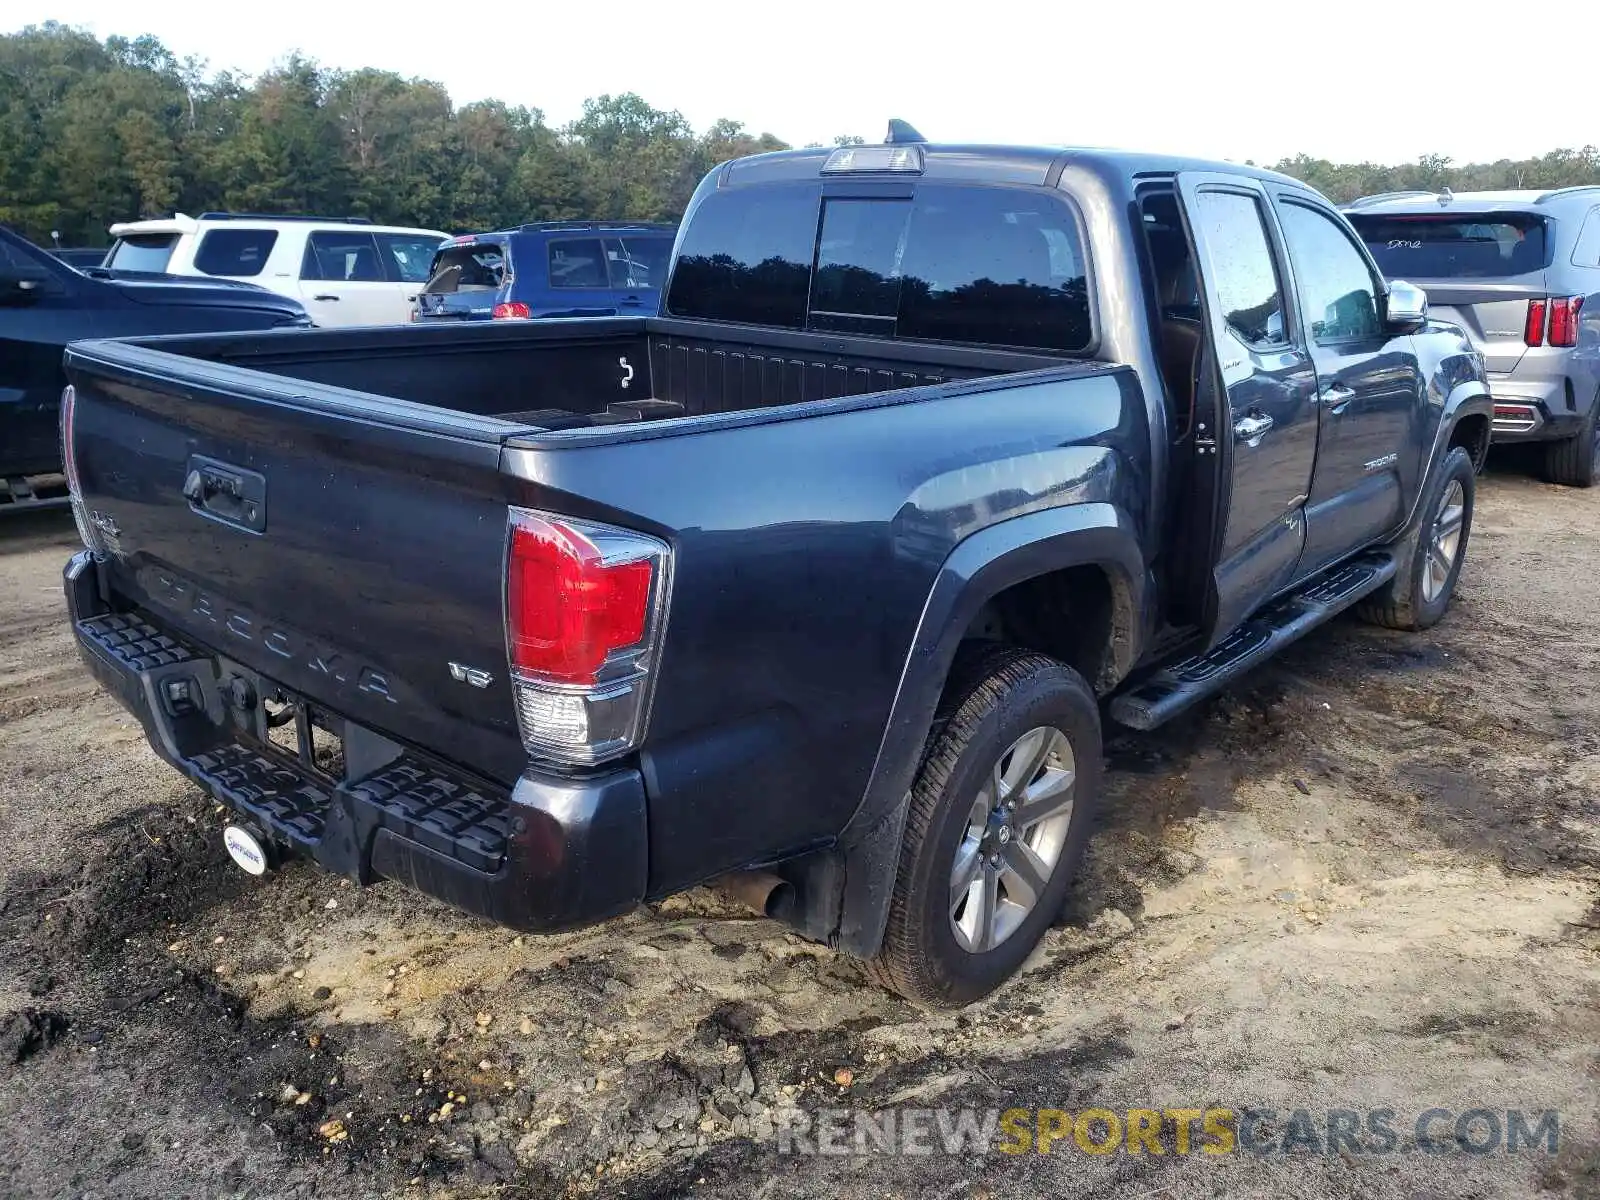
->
60;384;101;553
504;508;671;765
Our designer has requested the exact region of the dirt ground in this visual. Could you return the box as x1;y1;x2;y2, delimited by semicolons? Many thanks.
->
1;457;1596;1200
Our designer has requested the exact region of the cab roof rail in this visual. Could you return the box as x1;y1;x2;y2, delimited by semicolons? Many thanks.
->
196;212;374;223
515;221;678;233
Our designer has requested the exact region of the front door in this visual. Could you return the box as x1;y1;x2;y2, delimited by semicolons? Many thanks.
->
1177;175;1320;641
1271;196;1423;572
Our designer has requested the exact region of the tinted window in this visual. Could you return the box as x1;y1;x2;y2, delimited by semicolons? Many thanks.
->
811;199;909;327
1348;212;1549;279
896;186;1089;352
1278;203;1382;343
193;228;277;277
604;235;672;289
1192;191;1286;348
301;232;385;282
548;238;608;289
379;233;445;283
666;185;821;328
104;234;177;273
424;243;505;293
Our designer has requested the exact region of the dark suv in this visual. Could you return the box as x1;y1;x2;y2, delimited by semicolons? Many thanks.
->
1345;187;1600;486
414;221;677;323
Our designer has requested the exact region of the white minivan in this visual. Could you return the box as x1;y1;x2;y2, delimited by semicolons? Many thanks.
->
103;213;449;327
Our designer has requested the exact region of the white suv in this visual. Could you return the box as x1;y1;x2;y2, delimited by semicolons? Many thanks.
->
103;213;449;328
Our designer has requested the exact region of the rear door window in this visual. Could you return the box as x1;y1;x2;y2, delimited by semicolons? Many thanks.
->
301;232;386;282
104;234;177;273
547;239;609;289
1348;213;1550;279
378;233;445;283
423;243;505;293
193;228;278;277
1190;191;1288;348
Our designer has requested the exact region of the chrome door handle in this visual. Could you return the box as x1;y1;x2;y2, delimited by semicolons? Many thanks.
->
1319;384;1355;412
1233;412;1274;445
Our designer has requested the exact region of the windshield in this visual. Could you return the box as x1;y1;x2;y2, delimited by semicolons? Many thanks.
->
1348;213;1550;279
104;233;179;273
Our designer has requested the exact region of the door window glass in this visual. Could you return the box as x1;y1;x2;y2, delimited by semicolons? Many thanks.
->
1192;191;1287;347
1278;203;1382;343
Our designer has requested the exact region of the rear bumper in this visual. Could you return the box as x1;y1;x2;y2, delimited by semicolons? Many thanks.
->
64;551;648;932
1488;374;1588;443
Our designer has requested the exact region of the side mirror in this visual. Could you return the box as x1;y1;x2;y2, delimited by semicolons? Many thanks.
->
1384;279;1428;332
0;263;51;306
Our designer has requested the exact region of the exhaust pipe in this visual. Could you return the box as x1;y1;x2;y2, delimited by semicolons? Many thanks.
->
714;870;794;919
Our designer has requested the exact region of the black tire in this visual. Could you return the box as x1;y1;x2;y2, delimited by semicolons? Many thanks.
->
1542;400;1600;488
866;647;1102;1007
1357;445;1475;632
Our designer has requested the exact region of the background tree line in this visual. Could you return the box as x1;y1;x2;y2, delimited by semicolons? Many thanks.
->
4;22;1599;250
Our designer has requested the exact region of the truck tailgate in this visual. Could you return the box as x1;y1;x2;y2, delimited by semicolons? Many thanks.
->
63;340;528;784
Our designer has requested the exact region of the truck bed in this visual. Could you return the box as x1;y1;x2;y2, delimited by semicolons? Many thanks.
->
104;316;1070;433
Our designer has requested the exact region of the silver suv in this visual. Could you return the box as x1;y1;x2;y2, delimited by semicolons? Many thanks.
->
1345;187;1600;486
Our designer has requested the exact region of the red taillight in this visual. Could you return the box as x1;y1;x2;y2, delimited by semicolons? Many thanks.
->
492;301;531;320
507;515;654;685
1548;296;1584;348
1525;299;1547;347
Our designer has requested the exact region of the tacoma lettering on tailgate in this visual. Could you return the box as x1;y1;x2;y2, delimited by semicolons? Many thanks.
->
142;567;398;704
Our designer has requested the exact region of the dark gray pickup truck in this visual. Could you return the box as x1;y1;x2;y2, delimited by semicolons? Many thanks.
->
59;127;1492;1005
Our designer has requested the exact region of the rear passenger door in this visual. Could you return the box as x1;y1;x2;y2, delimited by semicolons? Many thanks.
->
1271;195;1422;572
298;231;396;327
1176;174;1320;639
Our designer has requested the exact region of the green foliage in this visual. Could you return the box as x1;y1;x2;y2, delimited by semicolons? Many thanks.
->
1268;147;1600;204
0;23;790;245
5;22;1598;249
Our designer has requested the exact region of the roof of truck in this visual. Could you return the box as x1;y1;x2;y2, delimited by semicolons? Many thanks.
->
719;141;1318;195
1344;186;1600;214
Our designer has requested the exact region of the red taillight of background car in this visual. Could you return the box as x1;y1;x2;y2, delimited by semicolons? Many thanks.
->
1548;296;1584;348
492;301;531;320
1524;298;1547;347
504;508;670;764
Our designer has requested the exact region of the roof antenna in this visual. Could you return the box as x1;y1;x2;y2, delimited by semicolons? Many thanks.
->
885;118;927;145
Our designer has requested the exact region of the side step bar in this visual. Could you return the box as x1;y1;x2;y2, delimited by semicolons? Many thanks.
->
1110;552;1397;731
0;473;70;513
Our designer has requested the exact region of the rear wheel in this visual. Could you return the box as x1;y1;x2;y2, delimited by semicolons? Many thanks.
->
866;648;1101;1007
1542;400;1599;488
1358;445;1475;632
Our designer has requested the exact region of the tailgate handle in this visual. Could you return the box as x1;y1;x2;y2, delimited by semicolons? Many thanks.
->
183;456;266;533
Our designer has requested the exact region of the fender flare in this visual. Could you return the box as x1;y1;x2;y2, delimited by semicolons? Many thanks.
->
1401;378;1493;535
830;501;1148;958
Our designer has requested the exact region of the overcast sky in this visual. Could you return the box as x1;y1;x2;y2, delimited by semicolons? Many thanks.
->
21;0;1600;166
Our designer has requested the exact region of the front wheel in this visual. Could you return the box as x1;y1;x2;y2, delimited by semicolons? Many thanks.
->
866;648;1102;1007
1358;445;1476;632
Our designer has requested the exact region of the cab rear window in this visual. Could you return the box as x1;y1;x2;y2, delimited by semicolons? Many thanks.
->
667;183;1091;353
1349;213;1551;279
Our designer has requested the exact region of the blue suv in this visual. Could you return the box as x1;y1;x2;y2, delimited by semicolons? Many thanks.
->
413;221;677;322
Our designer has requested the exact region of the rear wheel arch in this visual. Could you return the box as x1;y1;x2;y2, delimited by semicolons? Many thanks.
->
828;504;1148;960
